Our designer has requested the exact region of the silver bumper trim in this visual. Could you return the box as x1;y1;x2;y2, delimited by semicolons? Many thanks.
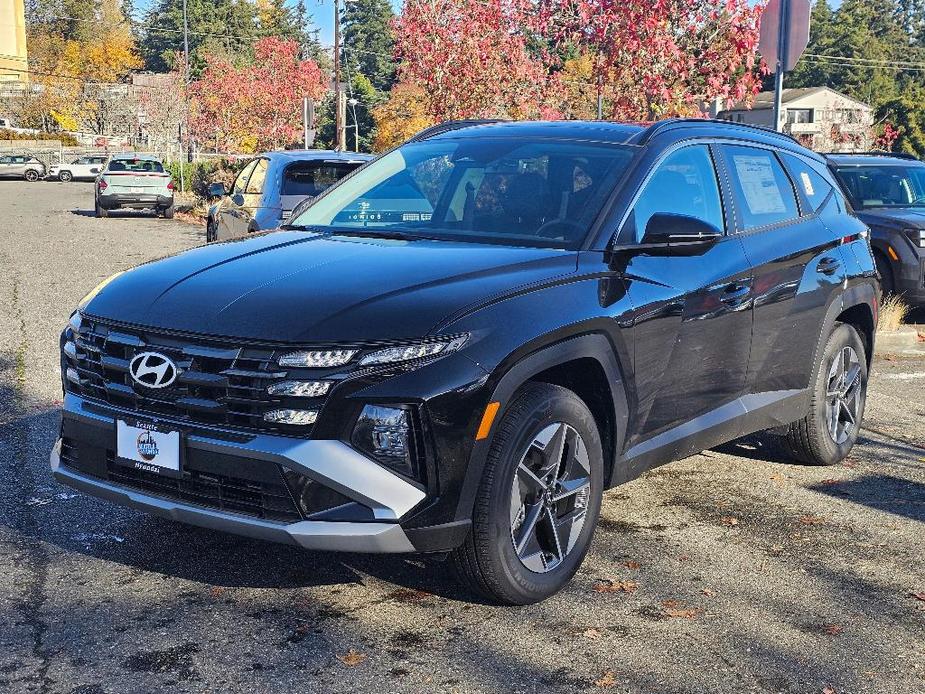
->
50;440;417;553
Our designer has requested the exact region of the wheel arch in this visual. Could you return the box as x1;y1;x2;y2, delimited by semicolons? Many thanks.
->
454;333;630;523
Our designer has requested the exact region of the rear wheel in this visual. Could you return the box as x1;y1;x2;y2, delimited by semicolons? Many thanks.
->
162;204;175;219
59;170;73;182
95;200;108;218
783;323;867;466
452;383;603;605
206;217;217;242
24;169;39;181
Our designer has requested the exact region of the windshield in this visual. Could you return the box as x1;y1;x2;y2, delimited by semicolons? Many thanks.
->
290;138;635;248
833;164;925;209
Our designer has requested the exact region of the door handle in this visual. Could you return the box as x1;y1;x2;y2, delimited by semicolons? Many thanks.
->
720;283;752;306
817;257;841;276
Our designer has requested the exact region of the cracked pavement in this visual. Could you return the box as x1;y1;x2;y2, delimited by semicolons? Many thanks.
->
0;181;923;693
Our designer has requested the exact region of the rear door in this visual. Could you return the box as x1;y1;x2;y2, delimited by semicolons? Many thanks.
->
618;143;754;454
719;144;848;398
0;156;11;177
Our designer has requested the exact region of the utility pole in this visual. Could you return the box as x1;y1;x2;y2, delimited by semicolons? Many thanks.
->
771;0;790;133
180;0;190;189
333;0;346;151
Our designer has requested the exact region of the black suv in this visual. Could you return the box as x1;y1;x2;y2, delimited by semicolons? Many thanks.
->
827;153;925;305
52;120;878;604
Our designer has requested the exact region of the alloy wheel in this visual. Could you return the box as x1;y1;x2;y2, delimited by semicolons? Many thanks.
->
509;422;592;573
825;345;863;445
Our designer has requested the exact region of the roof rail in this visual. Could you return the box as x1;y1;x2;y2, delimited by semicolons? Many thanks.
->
822;150;920;161
407;119;506;142
637;118;799;146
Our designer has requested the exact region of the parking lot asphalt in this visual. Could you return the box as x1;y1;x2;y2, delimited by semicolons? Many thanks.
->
0;181;923;694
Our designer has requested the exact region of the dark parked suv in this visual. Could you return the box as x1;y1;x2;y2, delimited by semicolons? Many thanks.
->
827;153;925;305
52;120;878;604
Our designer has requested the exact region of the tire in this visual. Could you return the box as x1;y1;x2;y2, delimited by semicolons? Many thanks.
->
95;200;108;218
59;170;73;182
162;204;175;219
783;323;868;466
874;252;895;296
206;217;217;242
452;382;604;605
24;169;39;182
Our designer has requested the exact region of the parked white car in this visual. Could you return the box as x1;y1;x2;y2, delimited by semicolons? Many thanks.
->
49;155;109;182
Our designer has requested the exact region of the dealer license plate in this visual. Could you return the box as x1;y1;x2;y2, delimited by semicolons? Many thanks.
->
116;420;180;475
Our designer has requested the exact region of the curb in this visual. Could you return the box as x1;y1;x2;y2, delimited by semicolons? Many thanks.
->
875;326;925;356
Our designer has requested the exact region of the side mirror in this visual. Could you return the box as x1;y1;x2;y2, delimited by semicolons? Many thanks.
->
208;182;226;198
641;213;722;255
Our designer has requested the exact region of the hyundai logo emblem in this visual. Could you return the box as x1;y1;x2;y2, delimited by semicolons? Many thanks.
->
129;352;178;389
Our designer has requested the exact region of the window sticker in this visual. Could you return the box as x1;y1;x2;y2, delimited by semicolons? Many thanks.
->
800;171;815;197
732;154;787;215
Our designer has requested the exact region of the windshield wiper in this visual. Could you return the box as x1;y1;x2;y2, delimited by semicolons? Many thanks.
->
330;228;428;241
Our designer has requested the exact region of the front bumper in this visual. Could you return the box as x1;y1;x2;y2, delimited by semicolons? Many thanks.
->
52;393;426;553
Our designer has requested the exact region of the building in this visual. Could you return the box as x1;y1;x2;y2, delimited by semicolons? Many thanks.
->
0;0;28;83
716;87;874;152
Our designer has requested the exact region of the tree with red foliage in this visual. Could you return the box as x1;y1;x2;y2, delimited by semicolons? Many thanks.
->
393;0;564;122
189;37;327;153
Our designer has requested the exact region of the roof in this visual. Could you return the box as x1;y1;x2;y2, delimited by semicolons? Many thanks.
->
826;153;924;167
261;149;373;162
721;86;872;113
110;152;163;161
424;120;648;144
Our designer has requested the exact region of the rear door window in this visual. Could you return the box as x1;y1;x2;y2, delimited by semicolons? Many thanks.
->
282;162;360;197
722;145;799;231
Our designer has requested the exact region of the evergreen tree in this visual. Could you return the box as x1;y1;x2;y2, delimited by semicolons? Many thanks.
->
341;0;396;92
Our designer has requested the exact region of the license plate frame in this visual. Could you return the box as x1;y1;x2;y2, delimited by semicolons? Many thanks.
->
115;418;182;478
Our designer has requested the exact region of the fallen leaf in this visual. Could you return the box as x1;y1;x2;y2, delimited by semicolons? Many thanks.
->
387;588;432;604
720;516;739;527
337;649;367;667
822;687;837;694
910;592;925;602
582;628;602;640
769;544;785;553
208;586;225;599
623;560;641;570
819;479;841;486
593;579;638;594
594;671;617;688
770;472;785;481
821;624;844;636
660;599;701;619
799;515;826;526
678;555;690;562
701;588;717;597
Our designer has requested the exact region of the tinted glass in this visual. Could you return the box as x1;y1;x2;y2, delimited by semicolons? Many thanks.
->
724;146;799;230
245;158;268;194
107;159;164;173
781;153;834;213
631;145;724;241
282;162;359;196
291;138;635;249
233;160;258;194
831;164;925;209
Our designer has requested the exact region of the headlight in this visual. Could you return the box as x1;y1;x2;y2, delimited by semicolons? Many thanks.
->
351;405;416;478
78;271;125;309
263;409;318;425
278;349;356;368
905;228;925;248
358;335;468;367
267;380;331;397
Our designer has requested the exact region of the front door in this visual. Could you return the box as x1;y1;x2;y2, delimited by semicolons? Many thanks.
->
618;143;754;453
216;159;258;241
718;145;848;398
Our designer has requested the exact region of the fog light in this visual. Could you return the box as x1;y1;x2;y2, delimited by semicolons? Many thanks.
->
279;350;356;368
351;405;415;477
264;409;318;425
267;380;331;397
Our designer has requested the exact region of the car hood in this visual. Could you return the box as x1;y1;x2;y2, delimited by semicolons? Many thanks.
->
84;230;577;343
858;208;925;228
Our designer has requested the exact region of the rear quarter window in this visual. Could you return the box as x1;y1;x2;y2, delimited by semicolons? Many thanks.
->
282;162;359;197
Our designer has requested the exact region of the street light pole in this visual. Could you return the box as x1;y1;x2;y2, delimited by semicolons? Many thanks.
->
334;0;346;151
772;0;791;133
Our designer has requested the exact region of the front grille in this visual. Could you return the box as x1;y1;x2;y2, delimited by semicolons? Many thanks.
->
62;317;312;433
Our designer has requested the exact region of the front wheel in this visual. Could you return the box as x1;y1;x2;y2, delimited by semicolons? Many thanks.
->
24;169;39;181
783;323;868;466
875;252;895;296
452;383;604;605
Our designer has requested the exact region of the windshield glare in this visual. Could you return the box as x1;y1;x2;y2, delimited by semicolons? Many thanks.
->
834;165;925;209
290;138;635;248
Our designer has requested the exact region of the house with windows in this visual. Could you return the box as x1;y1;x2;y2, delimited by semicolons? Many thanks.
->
715;87;874;152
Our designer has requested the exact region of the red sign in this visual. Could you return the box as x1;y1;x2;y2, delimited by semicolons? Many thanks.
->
759;0;811;72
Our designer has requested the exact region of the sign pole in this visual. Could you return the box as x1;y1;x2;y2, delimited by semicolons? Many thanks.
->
772;0;791;132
